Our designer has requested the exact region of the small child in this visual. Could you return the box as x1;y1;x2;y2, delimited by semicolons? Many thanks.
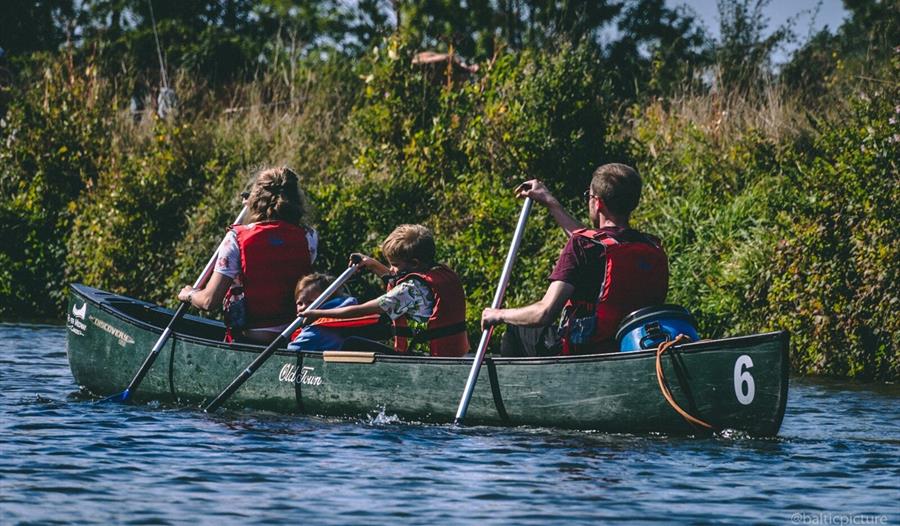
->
288;273;383;351
302;224;469;357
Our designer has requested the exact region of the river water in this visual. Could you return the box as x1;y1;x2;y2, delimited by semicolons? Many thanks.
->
1;324;897;525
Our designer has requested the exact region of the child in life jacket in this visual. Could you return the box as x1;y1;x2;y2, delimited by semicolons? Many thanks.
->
301;225;470;357
287;273;359;351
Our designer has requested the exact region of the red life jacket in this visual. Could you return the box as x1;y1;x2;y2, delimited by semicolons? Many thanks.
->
225;221;312;330
389;265;469;357
290;315;383;341
561;228;668;355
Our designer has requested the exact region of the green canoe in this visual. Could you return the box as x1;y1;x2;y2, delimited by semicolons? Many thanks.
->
65;284;789;435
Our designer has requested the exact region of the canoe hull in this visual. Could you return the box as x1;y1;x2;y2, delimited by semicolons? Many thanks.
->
66;284;789;435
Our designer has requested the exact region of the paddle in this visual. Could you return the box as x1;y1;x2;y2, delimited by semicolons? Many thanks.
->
454;197;533;425
111;205;250;403
203;256;363;413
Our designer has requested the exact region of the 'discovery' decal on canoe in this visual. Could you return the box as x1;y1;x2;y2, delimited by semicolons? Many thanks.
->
88;315;135;346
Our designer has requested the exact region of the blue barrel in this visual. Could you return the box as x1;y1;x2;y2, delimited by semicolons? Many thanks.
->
615;304;700;352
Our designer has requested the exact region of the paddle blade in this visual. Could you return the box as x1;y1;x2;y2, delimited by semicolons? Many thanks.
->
97;390;128;404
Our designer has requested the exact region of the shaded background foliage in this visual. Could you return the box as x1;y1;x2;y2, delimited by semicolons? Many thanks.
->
0;0;897;380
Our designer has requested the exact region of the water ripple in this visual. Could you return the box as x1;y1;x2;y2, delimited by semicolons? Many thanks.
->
1;323;898;525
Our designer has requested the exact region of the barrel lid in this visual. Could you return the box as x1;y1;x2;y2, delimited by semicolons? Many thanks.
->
615;304;697;342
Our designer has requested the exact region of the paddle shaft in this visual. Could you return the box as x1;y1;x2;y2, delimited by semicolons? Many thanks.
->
203;261;361;413
118;206;250;402
454;198;533;425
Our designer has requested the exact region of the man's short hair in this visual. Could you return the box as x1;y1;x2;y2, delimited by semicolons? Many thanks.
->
381;224;436;265
590;163;642;217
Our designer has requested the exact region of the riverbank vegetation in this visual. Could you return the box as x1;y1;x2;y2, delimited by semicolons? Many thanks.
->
1;1;896;380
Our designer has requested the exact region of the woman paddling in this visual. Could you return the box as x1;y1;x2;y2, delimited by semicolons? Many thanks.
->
178;167;317;344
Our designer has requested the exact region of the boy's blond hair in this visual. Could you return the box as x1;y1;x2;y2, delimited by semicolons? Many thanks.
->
381;224;436;265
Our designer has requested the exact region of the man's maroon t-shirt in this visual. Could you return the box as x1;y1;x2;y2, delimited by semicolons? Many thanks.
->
548;226;652;303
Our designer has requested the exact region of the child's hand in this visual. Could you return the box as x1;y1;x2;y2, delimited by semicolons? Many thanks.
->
349;253;371;271
301;309;324;321
350;253;389;277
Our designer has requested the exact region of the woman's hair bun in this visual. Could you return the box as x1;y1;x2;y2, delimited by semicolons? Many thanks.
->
246;167;311;226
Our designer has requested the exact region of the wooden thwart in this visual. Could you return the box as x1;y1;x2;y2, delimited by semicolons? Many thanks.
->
323;351;376;364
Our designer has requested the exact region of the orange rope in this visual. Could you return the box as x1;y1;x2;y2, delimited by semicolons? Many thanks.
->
655;334;715;430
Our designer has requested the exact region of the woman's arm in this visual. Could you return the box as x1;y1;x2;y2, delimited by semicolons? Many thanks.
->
177;231;239;311
177;271;233;311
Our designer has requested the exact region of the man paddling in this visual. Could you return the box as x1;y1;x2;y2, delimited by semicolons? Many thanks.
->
481;163;669;355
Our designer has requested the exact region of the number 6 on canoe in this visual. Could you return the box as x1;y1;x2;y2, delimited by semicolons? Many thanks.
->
203;256;363;413
112;205;251;403
454;197;533;425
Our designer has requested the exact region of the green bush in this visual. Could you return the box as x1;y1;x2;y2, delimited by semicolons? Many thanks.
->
313;37;613;336
0;56;112;317
628;71;898;380
630;101;789;337
65;120;216;304
765;88;899;380
164;60;361;303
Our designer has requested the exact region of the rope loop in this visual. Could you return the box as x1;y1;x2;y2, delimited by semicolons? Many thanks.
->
655;334;715;430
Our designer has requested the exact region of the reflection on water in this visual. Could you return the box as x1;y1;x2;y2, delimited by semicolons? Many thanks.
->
1;324;897;524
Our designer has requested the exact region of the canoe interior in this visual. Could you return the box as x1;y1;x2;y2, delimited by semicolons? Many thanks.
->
95;292;228;341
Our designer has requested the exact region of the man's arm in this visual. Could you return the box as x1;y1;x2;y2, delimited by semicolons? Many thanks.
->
516;180;585;237
481;280;574;329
